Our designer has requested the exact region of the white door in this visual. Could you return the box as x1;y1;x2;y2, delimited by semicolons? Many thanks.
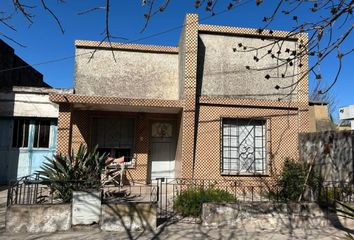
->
150;121;176;181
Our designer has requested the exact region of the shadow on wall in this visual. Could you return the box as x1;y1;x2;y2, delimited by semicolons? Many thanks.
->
5;188;354;238
0;91;20;185
299;130;354;183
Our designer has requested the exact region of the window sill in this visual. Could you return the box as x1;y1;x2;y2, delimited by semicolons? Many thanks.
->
221;172;270;177
124;164;135;169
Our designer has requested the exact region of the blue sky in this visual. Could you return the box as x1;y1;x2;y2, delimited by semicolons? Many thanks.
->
1;1;353;118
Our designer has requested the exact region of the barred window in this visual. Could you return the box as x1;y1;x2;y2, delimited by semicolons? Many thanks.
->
12;119;30;148
221;118;266;175
93;118;135;166
33;120;51;148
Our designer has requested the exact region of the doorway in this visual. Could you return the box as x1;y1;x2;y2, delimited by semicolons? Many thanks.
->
149;121;176;182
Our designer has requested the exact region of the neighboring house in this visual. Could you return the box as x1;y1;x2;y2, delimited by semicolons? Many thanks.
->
0;39;72;185
50;14;309;184
308;101;334;132
339;105;354;130
0;39;50;88
337;121;352;131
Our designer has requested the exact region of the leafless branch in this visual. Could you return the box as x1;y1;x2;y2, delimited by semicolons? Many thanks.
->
12;0;35;24
0;14;16;31
87;0;127;63
40;0;64;34
1;0;352;96
141;0;156;33
0;31;26;47
78;6;106;16
230;0;354;96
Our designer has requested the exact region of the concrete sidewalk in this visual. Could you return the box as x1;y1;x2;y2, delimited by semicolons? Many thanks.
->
0;186;7;234
0;186;351;239
0;221;348;240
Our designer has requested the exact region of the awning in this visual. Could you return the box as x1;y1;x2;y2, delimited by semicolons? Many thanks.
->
50;94;183;114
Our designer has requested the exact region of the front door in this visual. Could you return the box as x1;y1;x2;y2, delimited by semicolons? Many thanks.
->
149;121;176;182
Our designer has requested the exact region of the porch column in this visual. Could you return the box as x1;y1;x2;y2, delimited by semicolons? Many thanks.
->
181;14;199;179
56;103;72;155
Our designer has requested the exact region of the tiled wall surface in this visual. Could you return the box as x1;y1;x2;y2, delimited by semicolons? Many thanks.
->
54;13;309;183
61;110;181;184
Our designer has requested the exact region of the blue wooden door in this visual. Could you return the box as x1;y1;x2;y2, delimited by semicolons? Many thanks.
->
0;118;57;185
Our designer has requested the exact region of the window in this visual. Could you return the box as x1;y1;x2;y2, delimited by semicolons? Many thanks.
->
221;118;266;175
33;120;51;148
94;118;135;166
12;119;30;148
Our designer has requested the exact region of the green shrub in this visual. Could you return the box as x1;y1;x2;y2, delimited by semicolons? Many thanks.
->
319;187;341;205
276;158;322;202
174;187;236;217
37;144;109;203
278;159;306;201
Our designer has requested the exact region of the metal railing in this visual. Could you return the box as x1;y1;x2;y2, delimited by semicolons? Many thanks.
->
7;174;159;206
102;184;159;203
7;175;354;210
153;178;354;218
7;173;50;206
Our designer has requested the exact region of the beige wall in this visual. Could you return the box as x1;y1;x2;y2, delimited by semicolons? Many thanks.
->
55;14;310;184
74;48;179;100
309;104;333;132
0;87;72;118
69;110;181;184
198;34;299;101
192;104;302;182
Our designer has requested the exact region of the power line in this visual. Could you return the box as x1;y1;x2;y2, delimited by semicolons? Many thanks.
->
0;0;253;74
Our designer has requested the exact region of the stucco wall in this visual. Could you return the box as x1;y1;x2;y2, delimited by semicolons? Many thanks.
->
74;48;179;100
299;131;354;182
202;202;354;229
198;34;298;101
309;104;333;132
6;204;71;233
5;202;156;233
178;26;186;99
0;87;72;118
0;90;63;118
101;202;157;231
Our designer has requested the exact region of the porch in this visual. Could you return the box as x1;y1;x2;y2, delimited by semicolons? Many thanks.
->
50;94;184;184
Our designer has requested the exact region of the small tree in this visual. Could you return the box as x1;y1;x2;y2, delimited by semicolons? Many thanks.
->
278;158;322;202
38;144;109;203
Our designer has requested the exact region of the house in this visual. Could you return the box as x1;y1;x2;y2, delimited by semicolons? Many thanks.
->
339;105;354;130
0;39;72;185
50;14;309;184
0;39;50;88
308;101;334;132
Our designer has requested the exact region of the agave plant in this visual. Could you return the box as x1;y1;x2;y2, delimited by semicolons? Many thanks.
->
335;201;354;219
37;144;110;203
334;201;354;240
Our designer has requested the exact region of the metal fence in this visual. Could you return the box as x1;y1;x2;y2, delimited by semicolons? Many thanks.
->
7;175;354;217
7;174;48;205
102;184;158;203
154;178;354;219
7;174;159;206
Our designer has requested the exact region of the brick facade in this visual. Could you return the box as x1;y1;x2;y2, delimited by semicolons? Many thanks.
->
51;14;309;184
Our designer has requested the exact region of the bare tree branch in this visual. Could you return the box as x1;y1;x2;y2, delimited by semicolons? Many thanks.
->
0;31;26;47
12;0;35;24
78;6;106;16
40;0;64;34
